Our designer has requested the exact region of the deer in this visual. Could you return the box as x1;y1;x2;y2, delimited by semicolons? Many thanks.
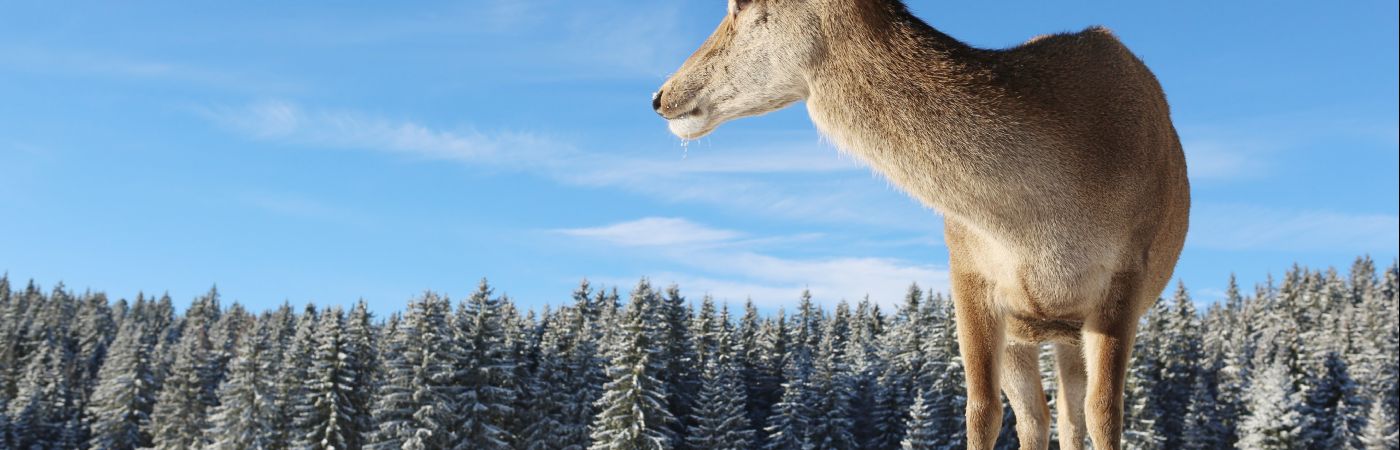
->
651;1;1189;449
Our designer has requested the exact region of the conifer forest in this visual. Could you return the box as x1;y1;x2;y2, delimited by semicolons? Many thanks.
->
0;257;1397;450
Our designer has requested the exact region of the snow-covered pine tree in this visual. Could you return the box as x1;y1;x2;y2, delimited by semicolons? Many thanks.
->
1301;352;1366;449
804;302;857;450
7;329;79;449
1154;283;1201;448
1180;367;1226;450
560;304;607;449
900;389;937;450
344;301;378;446
1123;304;1165;450
685;314;753;450
763;357;814;450
657;284;698;448
368;293;458;450
149;288;223;450
588;279;676;450
847;296;886;450
746;305;786;444
210;303;252;396
451;279;516;450
72;290;116;428
1360;398;1399;450
869;284;929;450
1212;274;1251;447
520;308;572;449
85;317;156;450
272;304;319;447
925;297;966;450
294;307;368;450
691;295;720;371
1238;361;1308;450
205;317;279;450
1352;261;1400;416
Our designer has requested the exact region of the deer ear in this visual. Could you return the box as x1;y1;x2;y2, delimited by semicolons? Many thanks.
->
734;0;753;13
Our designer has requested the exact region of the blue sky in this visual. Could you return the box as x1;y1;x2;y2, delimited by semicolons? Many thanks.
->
1;0;1396;314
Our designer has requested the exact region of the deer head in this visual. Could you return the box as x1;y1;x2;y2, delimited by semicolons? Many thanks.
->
652;0;824;139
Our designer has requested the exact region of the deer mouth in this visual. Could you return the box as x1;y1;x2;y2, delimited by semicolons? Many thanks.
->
666;107;715;140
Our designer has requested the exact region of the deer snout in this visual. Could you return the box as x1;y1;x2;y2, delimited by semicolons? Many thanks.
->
652;85;703;120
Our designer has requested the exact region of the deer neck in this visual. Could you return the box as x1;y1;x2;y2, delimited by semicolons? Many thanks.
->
803;2;1026;215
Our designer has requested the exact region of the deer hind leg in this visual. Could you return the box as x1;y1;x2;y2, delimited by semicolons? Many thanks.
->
952;272;1005;450
1054;342;1088;450
1002;342;1050;450
1082;272;1143;450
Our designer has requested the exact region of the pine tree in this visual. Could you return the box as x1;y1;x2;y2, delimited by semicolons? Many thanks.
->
205;318;279;450
900;389;936;450
747;307;786;445
1360;399;1399;450
588;279;676;450
7;330;79;449
1153;283;1202;448
765;344;816;450
85;318;156;450
149;289;223;450
656;284;698;447
368;293;458;450
1124;305;1165;450
686;317;753;450
524;302;606;450
1180;368;1226;450
520;308;572;449
343;301;378;446
1302;352;1366;449
1213;274;1251;447
924;298;966;450
806;303;857;450
294;307;366;450
452;279;516;450
1238;361;1308;450
273;304;319;448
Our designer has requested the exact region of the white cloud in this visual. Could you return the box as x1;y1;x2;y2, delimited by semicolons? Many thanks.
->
1178;112;1400;182
201;100;556;164
200;99;933;230
556;217;742;247
1190;203;1399;252
1182;138;1269;181
564;217;948;308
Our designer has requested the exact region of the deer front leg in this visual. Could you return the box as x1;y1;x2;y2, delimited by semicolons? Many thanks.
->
1054;341;1088;450
1003;342;1050;450
953;272;1006;450
1082;272;1143;450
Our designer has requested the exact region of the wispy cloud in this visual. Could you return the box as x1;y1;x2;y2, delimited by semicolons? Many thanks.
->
200;100;932;229
202;100;556;165
1182;138;1270;181
562;217;947;307
557;217;743;247
1178;112;1400;182
1190;203;1399;252
0;45;295;93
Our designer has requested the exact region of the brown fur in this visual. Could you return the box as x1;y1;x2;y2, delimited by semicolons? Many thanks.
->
655;1;1189;449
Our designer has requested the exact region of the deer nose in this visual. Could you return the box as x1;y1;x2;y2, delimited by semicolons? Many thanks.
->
652;90;664;115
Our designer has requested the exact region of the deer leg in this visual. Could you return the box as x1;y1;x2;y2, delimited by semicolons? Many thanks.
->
1002;342;1050;450
953;272;1005;450
1054;341;1088;450
1082;272;1142;450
